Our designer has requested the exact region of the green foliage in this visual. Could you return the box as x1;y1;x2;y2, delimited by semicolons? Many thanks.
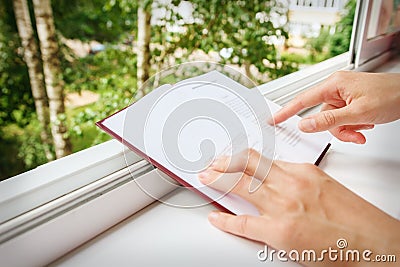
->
68;105;111;151
0;0;35;127
329;0;356;56
0;118;48;180
52;0;135;42
151;0;297;82
306;28;331;63
0;127;26;180
1;45;134;178
65;47;137;148
0;0;45;180
305;0;356;63
280;51;310;64
16;120;49;168
63;46;137;92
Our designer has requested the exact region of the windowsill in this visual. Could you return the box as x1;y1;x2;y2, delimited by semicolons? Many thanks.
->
372;54;400;73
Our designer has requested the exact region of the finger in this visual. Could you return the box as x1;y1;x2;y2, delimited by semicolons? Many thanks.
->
319;104;374;132
299;103;371;136
200;163;285;209
199;169;247;194
209;149;274;194
208;211;269;244
199;168;264;208
210;149;273;182
199;168;280;213
329;126;367;144
272;78;339;124
342;124;374;131
272;98;308;125
298;106;355;133
202;169;280;210
332;124;373;144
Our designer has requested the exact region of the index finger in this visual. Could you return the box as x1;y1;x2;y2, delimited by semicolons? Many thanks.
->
272;77;336;124
210;148;273;182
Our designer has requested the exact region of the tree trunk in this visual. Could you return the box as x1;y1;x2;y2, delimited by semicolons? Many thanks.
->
13;0;54;161
244;61;254;82
136;2;151;98
32;0;72;158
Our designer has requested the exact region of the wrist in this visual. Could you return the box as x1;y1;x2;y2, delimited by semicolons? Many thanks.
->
365;218;400;266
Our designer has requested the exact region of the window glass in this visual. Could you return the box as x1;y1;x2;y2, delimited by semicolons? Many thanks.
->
367;0;400;39
0;0;356;180
286;0;355;64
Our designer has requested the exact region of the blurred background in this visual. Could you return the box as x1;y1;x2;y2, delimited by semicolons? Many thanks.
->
0;0;355;180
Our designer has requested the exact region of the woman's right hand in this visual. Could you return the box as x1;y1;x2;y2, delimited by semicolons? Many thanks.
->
272;71;400;144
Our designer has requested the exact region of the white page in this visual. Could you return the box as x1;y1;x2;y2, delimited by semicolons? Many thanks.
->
99;71;331;215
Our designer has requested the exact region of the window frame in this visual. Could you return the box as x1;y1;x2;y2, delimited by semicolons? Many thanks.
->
354;0;400;68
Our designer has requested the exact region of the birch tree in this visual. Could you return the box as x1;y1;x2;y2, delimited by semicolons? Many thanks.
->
32;0;72;158
136;0;151;98
13;0;54;161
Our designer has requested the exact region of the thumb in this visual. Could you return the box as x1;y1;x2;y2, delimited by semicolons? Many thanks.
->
299;107;351;133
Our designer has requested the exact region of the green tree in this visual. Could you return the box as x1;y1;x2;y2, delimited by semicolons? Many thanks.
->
0;0;40;179
33;0;72;158
0;0;33;128
329;0;357;57
101;0;296;86
306;28;331;63
13;0;54;161
52;0;134;42
151;0;296;82
1;0;299;179
305;0;356;63
136;0;152;97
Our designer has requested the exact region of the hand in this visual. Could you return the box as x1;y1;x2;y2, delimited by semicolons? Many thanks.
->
273;71;400;144
198;149;400;266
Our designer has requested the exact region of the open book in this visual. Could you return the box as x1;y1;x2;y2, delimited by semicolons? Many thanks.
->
97;71;331;216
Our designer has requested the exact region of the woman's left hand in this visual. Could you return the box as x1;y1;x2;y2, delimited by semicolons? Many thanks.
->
198;149;400;266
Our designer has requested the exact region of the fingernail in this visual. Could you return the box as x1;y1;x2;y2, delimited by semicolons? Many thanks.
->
198;171;209;181
208;212;219;222
355;139;365;144
299;118;316;132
